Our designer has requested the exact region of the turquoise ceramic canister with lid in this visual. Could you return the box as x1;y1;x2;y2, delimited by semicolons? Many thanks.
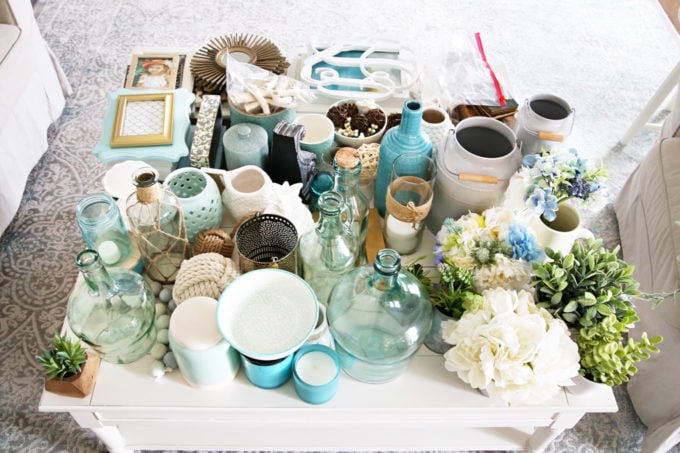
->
374;100;432;216
222;123;269;170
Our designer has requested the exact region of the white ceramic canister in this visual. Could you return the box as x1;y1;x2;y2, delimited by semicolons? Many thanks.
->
528;202;594;255
168;296;240;388
426;117;521;233
514;93;575;156
420;105;454;158
221;165;275;222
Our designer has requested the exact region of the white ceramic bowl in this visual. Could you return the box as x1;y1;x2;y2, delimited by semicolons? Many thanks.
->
326;99;387;148
216;269;319;361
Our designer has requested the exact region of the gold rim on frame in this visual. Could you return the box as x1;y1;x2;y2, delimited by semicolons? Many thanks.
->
190;33;290;92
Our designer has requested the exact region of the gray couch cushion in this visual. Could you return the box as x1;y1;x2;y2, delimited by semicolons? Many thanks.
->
614;88;680;453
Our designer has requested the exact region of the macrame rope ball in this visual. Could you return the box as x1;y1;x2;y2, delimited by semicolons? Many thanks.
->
193;228;234;257
172;253;240;304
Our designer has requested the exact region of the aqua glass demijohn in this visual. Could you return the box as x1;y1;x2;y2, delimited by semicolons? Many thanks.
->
374;100;432;216
333;147;369;264
67;249;157;364
299;191;358;306
326;249;433;384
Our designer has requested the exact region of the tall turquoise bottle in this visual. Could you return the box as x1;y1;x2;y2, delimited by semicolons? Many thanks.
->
374;100;432;216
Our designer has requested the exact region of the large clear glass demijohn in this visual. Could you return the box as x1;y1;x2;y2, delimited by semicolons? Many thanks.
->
327;248;432;384
67;249;156;364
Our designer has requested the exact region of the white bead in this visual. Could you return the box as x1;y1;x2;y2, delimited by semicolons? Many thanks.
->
155;303;166;317
158;288;173;303
150;342;168;360
149;359;166;378
149;280;163;296
156;314;170;329
156;328;169;344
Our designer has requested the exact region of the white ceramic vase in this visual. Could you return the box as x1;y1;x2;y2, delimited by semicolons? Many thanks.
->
221;165;275;222
529;202;593;255
420;105;454;158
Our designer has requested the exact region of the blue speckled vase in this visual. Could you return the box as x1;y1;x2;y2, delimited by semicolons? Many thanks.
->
374;100;432;216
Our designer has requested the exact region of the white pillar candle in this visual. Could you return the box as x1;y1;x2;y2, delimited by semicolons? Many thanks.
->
295;350;338;386
384;215;420;254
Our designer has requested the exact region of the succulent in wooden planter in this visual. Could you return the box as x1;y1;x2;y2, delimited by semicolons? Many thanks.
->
36;330;100;398
531;238;662;386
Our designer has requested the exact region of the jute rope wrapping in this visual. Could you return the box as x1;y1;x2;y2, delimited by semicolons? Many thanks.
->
193;229;234;257
172;253;240;304
136;184;162;204
385;176;433;227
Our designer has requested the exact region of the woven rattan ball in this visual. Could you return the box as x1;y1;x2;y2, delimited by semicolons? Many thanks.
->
193;228;234;257
357;142;380;180
172;253;240;304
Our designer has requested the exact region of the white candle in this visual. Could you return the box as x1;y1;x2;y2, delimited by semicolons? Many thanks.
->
295;351;338;386
98;240;121;265
384;215;420;254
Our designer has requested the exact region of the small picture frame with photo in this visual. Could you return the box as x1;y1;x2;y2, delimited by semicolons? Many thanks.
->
125;54;179;90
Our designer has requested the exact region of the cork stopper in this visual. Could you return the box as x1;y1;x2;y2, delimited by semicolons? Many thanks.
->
335;147;361;169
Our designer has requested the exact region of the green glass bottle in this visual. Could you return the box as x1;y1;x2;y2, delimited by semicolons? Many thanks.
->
67;249;157;364
299;191;358;306
327;248;433;383
333;147;369;264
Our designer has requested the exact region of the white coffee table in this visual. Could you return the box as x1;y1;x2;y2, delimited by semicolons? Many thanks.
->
39;342;617;453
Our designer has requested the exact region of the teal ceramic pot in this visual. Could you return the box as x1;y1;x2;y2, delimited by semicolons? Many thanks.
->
374;100;432;216
228;101;295;147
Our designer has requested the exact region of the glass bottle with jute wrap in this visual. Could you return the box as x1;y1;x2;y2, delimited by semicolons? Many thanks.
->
126;167;190;283
333;147;369;264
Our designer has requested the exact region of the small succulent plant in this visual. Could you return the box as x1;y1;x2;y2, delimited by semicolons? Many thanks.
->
531;237;662;386
408;261;482;320
36;331;88;380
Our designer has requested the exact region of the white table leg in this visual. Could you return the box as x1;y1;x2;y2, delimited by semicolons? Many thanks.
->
91;426;134;453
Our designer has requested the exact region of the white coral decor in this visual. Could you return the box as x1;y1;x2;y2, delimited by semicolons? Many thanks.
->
442;288;580;405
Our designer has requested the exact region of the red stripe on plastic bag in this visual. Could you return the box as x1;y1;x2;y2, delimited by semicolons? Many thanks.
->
474;32;506;107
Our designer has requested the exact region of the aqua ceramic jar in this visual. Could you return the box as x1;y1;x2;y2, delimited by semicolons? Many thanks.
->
164;167;223;243
326;249;433;384
222;123;269;170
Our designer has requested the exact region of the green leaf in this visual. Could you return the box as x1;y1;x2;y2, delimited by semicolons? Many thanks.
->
564;300;579;313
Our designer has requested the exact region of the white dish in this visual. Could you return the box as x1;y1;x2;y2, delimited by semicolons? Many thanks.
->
216;269;319;361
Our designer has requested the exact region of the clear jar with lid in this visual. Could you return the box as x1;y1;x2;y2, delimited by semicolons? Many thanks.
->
333;147;369;264
76;192;133;267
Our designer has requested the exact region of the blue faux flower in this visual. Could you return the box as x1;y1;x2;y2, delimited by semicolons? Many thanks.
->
508;223;544;262
527;187;559;221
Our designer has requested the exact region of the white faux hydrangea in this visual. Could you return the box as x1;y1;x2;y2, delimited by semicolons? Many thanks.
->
442;288;580;405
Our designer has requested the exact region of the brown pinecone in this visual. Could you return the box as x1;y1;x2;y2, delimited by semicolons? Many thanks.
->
366;108;386;128
326;106;346;128
350;114;370;134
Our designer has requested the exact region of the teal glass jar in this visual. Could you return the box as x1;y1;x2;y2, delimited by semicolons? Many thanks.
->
67;249;157;364
374;100;432;216
326;249;433;384
299;191;358;306
333;147;369;264
76;192;133;267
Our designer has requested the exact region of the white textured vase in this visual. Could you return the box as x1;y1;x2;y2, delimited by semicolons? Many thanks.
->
420;105;454;157
221;165;274;222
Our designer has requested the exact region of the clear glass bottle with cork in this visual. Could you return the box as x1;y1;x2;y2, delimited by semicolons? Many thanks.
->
333;147;369;264
126;167;190;283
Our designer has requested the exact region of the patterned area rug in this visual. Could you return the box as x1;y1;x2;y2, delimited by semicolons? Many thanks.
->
1;0;679;452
